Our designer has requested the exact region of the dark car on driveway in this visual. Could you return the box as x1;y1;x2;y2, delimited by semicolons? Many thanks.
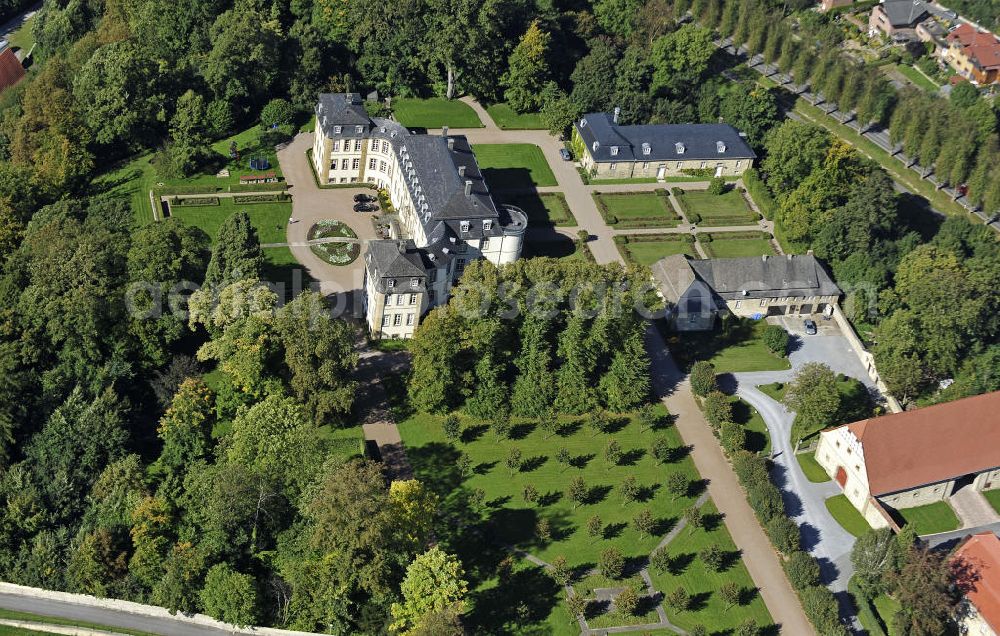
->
559;148;572;161
804;319;817;335
353;193;376;203
354;202;378;212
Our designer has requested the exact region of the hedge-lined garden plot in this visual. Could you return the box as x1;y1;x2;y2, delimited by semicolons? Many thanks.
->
594;191;682;229
503;193;577;227
615;235;696;266
698;232;777;258
675;188;758;226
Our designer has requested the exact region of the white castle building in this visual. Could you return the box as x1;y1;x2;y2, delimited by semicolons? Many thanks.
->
312;93;526;339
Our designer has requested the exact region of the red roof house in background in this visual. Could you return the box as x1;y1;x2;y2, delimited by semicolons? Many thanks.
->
945;23;1000;85
0;41;25;93
953;532;1000;636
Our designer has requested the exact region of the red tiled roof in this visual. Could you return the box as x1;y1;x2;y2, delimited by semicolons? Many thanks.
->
948;23;1000;70
953;532;1000;635
842;391;1000;496
0;48;24;93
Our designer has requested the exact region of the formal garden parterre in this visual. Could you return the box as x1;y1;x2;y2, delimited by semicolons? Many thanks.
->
594;190;682;229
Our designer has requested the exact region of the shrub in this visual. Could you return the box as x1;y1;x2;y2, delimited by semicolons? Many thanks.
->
689;361;717;397
671;187;684;196
703;391;733;429
732;450;770;487
766;515;801;555
707;177;726;194
720;421;747;456
615;587;639;617
170;196;220;207
784;551;822;590
799;585;848;635
698;544;725;572
232;193;289;204
599;547;626;579
650;547;671;573
747;480;784;523
665;587;691;611
762;325;790;356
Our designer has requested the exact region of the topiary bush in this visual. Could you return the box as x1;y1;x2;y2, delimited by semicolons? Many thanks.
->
762;324;790;357
690;361;717;397
707;177;726;195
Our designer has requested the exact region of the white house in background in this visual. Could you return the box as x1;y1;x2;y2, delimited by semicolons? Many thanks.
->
815;391;1000;529
312;93;527;339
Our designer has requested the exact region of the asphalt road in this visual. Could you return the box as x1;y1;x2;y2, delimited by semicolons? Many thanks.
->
0;593;238;636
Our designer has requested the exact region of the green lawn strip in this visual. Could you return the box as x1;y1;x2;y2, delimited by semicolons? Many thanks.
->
618;237;696;267
757;382;786;403
486;103;547;129
796;451;831;483
676;190;757;226
700;236;776;258
6;16;35;54
825;494;872;537
502;192;577;227
473;143;557;190
0;608;158;636
669;319;791;373
790;97;971;220
316;424;365;458
595;192;681;228
589;177;660;185
872;594;902;636
983;489;1000;515
731;398;771;455
897;501;960;535
648;501;774;634
892;64;940;92
169;198;291;244
392;97;483;129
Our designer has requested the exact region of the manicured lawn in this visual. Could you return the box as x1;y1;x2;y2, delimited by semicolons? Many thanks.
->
524;236;590;261
620;239;696;266
732;398;771;455
595;192;681;228
758;382;786;403
7;15;35;55
486;103;547;129
668;318;791;373
825;494;872;538
984;489;1000;515
796;451;831;483
897;501;960;535
648;501;774;634
392;97;483;129
473;143;557;191
169;198;291;244
872;594;902;636
699;236;777;258
676;189;757;226
91;126;286;226
398;405;738;632
503;193;577;227
892;64;939;92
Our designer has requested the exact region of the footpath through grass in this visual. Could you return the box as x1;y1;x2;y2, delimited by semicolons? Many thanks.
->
897;501;960;535
473;143;557;191
486;103;547;129
825;494;872;537
392;97;483;129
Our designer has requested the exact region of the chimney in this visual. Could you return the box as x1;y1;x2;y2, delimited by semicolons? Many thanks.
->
761;255;767;262
398;241;406;254
786;254;793;261
613;106;621;124
442;126;449;137
806;249;814;256
447;138;455;150
464;180;473;196
458;165;466;177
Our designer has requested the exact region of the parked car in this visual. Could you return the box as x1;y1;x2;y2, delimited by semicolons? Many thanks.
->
353;193;376;203
559;148;572;161
804;319;817;335
354;202;378;212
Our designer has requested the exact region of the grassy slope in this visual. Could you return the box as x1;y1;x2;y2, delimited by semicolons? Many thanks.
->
392;97;483;129
472;143;557;190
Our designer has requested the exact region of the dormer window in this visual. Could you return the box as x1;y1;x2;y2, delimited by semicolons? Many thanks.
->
334;125;342;134
717;141;726;153
460;221;470;233
410;278;419;288
483;220;492;231
580;118;588;127
356;125;364;134
675;142;685;154
387;279;395;288
642;143;651;155
592;141;599;152
610;145;619;156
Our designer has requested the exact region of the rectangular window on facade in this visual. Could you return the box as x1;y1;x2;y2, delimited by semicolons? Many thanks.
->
382;141;389;153
460;221;470;233
356;125;364;134
355;139;363;152
700;161;706;168
483;220;492;231
409;294;417;305
455;259;466;275
333;140;341;152
352;158;360;170
393;314;402;326
428;290;436;303
371;139;379;151
387;279;395;288
341;159;349;170
379;160;386;172
734;300;741;309
481;238;490;251
396;294;403;306
736;161;742;169
610;163;617;170
369;158;377;170
760;299;766;307
388;164;393;177
382;315;390;326
406;314;414;326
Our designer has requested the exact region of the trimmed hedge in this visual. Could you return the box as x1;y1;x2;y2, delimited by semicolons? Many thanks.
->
233;193;290;204
161;184;219;195
229;182;286;193
742;169;777;221
170;196;219;207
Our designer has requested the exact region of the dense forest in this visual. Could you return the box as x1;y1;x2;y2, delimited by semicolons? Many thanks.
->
0;0;996;632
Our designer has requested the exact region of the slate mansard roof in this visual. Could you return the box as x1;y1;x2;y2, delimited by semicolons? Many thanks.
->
575;113;756;164
366;240;429;294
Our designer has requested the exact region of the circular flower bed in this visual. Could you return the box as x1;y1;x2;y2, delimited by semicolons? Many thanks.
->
308;220;360;266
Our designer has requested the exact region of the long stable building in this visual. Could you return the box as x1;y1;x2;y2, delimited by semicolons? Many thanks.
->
312;93;526;339
816;391;1000;530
